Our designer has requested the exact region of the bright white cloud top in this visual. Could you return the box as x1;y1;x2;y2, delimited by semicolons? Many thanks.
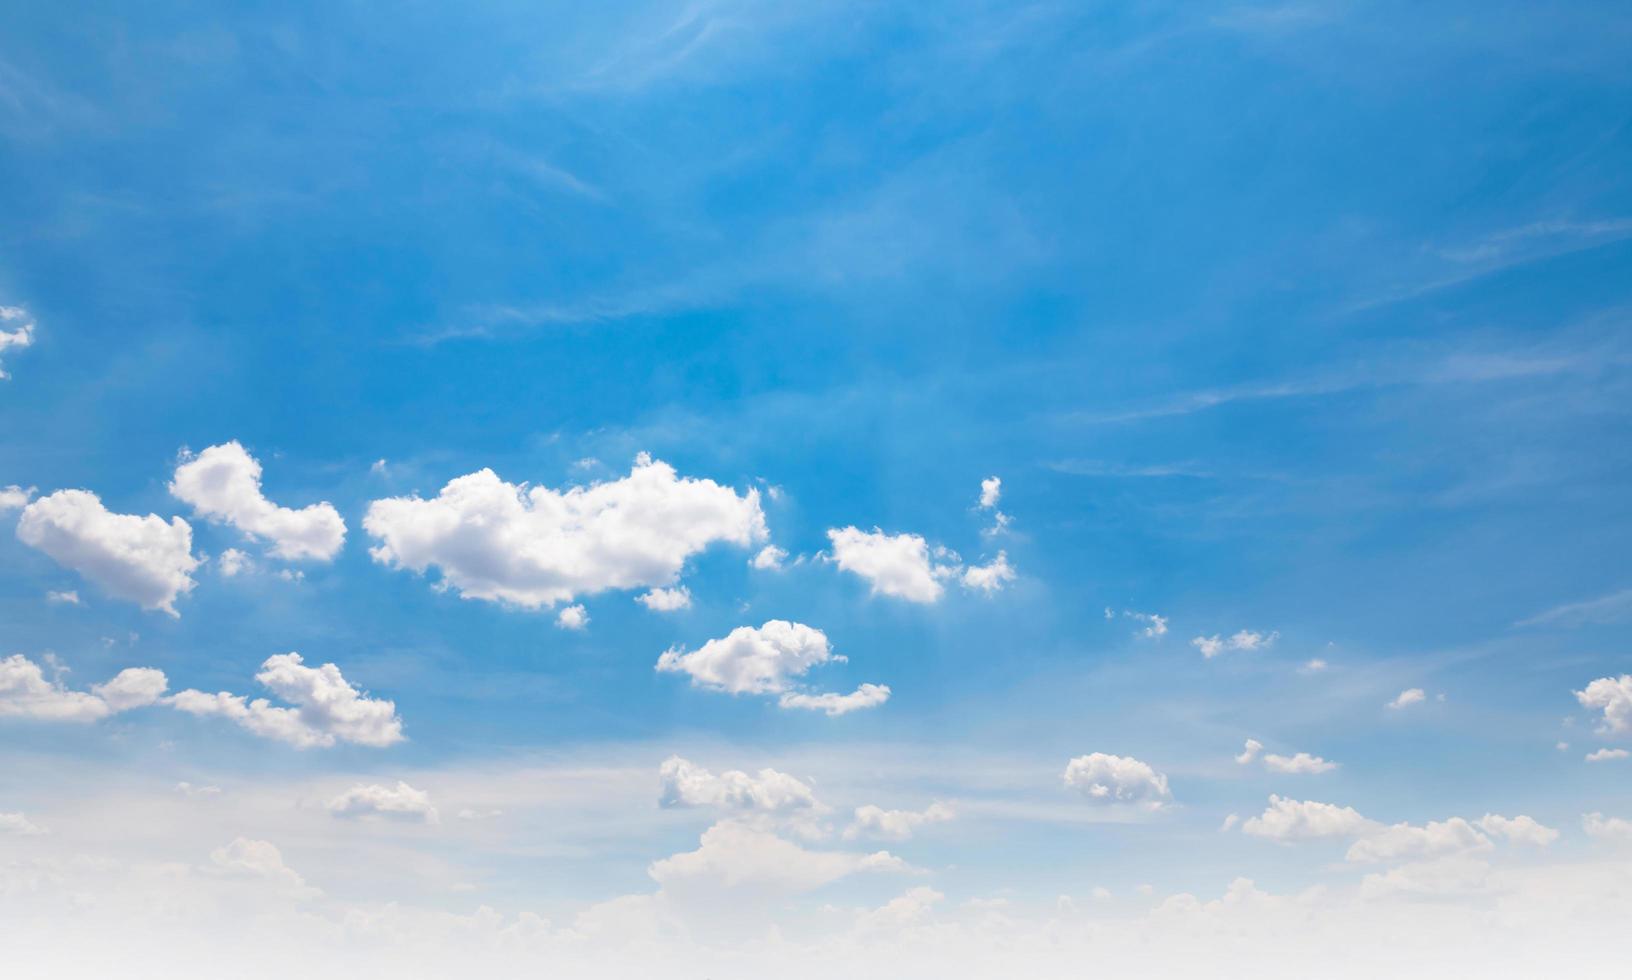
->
0;305;34;379
327;781;439;823
0;484;33;510
1062;753;1171;808
364;454;767;608
826;526;953;602
656;620;889;715
0;654;167;722
1576;675;1632;734
169;441;346;561
15;489;200;615
169;653;403;748
658;756;821;813
637;586;691;611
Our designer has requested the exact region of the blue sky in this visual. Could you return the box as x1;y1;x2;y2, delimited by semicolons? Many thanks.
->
3;2;1632;976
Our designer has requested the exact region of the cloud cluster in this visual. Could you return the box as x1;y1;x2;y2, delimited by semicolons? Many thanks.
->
328;781;439;823
169;653;403;748
656;621;888;716
1236;740;1338;774
827;526;1014;602
1191;629;1277;659
170;442;346;562
364;455;767;609
637;586;691;612
0;654;167;722
1062;753;1171;808
16;490;200;615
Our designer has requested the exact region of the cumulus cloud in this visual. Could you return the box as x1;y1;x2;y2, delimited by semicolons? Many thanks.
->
1583;812;1632;842
0;654;167;722
207;838;313;893
0;305;34;379
1576;675;1632;734
1242;796;1375;840
1191;629;1277;659
1235;739;1263;764
961;552;1015;595
843;802;954;841
1263;752;1339;775
169;653;403;749
364;455;766;609
170;442;346;562
1586;748;1629;762
217;548;253;577
826;527;954;603
0;811;44;835
556;604;589;630
658;756;820;813
777;684;891;716
657;621;888;715
1062;753;1171;808
0;484;34;510
1387;688;1426;710
979;477;1002;510
648;820;910;895
749;545;787;570
1345;814;1556;863
328;781;439;823
16;489;200;615
637;586;691;612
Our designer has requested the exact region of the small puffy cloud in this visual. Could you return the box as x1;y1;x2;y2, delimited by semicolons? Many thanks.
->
328;781;439;823
0;654;167;722
1062;753;1171;808
16;490;200;615
1586;748;1629;762
1576;675;1632;735
217;548;253;577
961;552;1015;595
1235;739;1263;764
843;802;954;841
648;819;909;895
45;590;79;605
365;455;766;609
169;653;403;749
1387;688;1427;710
826;527;953;603
556;604;589;630
0;484;34;510
0;305;35;379
0;811;45;835
658;756;820;813
1263;752;1338;775
1583;812;1632;842
637;586;691;612
170;442;346;562
657;621;888;715
778;684;891;716
1241;795;1375;840
749;545;787;570
979;476;1001;509
1191;629;1277;659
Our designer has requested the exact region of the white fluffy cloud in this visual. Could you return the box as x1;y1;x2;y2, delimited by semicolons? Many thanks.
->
1235;739;1263;764
750;545;788;570
364;455;766;609
328;781;439;823
637;586;691;612
1191;629;1277;659
1062;753;1171;808
1576;675;1632;735
0;305;34;379
777;684;891;716
1586;748;1629;762
0;654;167;722
0;811;44;835
15;490;200;615
1583;812;1632;842
1345;814;1556;863
648;820;909;895
169;653;403;748
556;604;589;630
843;802;954;841
1264;752;1339;775
656;621;888;715
960;551;1015;595
170;442;346;562
1387;688;1426;710
658;756;820;813
0;484;33;510
1242;796;1375;840
826;527;953;603
979;476;1001;509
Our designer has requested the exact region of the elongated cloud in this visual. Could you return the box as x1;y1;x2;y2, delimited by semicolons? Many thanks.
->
0;654;166;722
365;455;766;608
649;820;909;895
843;802;954;841
1242;796;1375;840
169;653;403;748
778;684;891;716
1062;753;1171;808
657;621;889;716
328;781;438;823
170;442;346;561
16;490;200;615
1191;629;1277;659
658;756;821;813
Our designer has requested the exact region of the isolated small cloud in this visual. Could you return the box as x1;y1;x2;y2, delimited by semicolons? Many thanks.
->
169;653;403;749
750;545;788;570
1263;752;1338;775
1062;753;1171;808
0;484;35;510
1241;796;1375;840
657;621;888;716
170;442;346;562
1586;748;1629;762
0;305;35;379
556;604;589;630
979;476;1001;509
16;489;200;615
328;781;439;823
1235;739;1263;765
637;586;691;612
777;684;891;716
827;527;953;603
960;551;1015;595
45;590;79;605
1388;688;1427;710
1192;629;1277;659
